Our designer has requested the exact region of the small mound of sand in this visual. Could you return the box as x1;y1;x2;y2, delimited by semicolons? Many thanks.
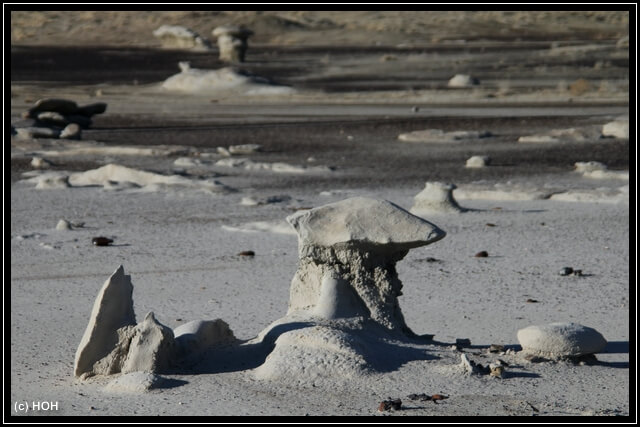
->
31;172;71;189
518;127;600;143
448;74;480;88
465;155;491;168
161;64;295;96
29;140;191;158
454;185;552;201
215;158;332;174
68;164;233;193
398;129;491;143
105;372;169;393
549;187;629;204
239;195;291;206
574;161;607;173
253;322;370;384
602;118;629;139
221;220;297;235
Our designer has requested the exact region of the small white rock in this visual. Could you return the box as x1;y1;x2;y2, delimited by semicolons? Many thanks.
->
59;123;81;139
217;147;231;157
465;155;491;168
56;219;72;230
31;157;52;168
602;120;629;139
517;322;607;358
574;161;607;173
228;144;262;155
448;74;479;88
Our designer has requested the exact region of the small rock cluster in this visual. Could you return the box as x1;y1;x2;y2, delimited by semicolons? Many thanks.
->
459;353;508;378
74;266;236;379
13;98;107;140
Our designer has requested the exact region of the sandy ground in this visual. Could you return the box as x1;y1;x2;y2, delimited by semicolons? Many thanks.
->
8;10;631;419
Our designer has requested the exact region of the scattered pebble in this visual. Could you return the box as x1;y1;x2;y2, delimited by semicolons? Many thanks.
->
474;251;489;258
408;393;449;402
431;394;449;402
559;267;573;276
92;237;113;246
560;267;584;277
237;250;255;257
378;398;402;412
572;353;598;365
489;363;505;378
460;353;490;375
408;393;431;401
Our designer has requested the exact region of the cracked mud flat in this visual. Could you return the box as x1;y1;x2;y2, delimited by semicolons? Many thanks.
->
9;10;630;418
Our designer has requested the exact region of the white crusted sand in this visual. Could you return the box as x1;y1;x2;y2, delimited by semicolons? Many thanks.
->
10;168;629;416
162;64;295;96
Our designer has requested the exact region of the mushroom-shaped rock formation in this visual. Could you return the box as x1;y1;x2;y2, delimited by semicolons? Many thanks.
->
285;197;446;334
410;182;467;216
517;322;607;359
212;25;254;62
